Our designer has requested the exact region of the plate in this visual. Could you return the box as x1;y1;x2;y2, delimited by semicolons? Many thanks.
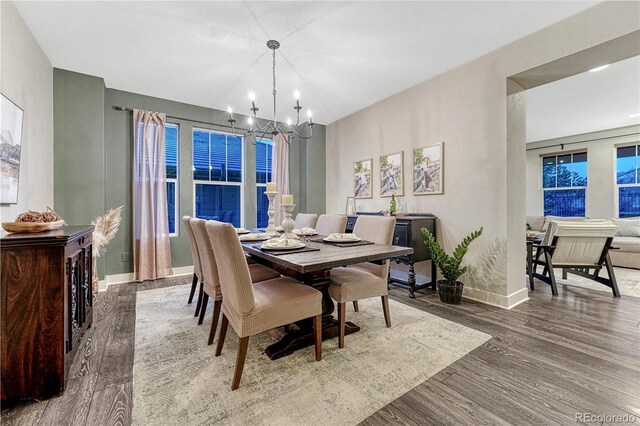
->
236;228;250;234
239;233;270;242
323;235;362;243
2;220;65;234
293;229;318;236
260;242;306;251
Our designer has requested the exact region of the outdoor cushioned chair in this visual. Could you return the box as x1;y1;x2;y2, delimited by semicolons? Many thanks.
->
328;215;396;348
182;216;204;316
206;220;323;390
315;214;347;235
531;220;620;297
190;219;280;345
294;213;318;229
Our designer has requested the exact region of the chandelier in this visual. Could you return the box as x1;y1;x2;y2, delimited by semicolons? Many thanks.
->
226;40;314;143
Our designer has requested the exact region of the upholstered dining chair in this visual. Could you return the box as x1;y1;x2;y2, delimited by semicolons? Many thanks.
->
328;215;396;348
315;214;347;235
183;216;204;316
531;220;620;297
294;213;318;229
206;220;323;390
190;219;280;345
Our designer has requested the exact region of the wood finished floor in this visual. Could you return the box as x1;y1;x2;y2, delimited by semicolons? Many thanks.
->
2;274;639;425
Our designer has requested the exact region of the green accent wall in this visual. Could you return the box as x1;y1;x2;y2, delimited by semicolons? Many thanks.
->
53;68;326;278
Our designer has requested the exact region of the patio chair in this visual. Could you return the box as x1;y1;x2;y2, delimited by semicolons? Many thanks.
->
531;220;620;297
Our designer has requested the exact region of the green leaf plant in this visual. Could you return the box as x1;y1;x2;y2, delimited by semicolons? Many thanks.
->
421;227;483;283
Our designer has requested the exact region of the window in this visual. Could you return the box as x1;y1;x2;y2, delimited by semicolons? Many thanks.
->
255;138;273;228
616;144;640;218
193;129;243;227
541;152;587;217
165;123;178;235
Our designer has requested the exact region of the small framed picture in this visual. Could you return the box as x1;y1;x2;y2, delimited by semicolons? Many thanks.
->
353;158;373;199
379;151;404;197
1;93;24;204
413;143;444;195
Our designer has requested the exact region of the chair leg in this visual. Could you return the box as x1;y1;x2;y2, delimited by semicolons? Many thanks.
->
605;253;621;297
313;314;322;361
231;336;250;391
338;302;346;349
198;293;209;325
188;273;198;304
543;250;558;296
381;295;391;328
194;282;204;317
562;269;568;280
215;314;229;356
352;301;359;312
208;300;222;346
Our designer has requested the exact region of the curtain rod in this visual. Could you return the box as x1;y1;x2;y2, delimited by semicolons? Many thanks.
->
526;131;640;152
111;105;249;132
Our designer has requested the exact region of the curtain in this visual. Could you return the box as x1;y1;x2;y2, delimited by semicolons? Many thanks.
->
272;133;290;224
132;108;173;282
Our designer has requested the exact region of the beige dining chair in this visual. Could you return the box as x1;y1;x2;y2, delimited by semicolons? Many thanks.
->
182;216;204;317
329;215;396;348
294;213;318;229
206;220;323;390
190;219;280;345
316;214;347;235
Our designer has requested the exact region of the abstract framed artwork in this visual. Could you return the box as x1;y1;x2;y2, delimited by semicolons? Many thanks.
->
413;143;444;195
353;158;373;199
1;93;24;204
379;151;404;197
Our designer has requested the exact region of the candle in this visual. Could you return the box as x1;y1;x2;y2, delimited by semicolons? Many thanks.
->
282;194;293;205
266;182;276;192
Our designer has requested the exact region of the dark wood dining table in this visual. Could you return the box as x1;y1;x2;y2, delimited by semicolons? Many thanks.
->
242;235;413;359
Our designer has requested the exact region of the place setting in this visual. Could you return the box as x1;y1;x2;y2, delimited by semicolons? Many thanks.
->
311;232;375;247
253;236;320;256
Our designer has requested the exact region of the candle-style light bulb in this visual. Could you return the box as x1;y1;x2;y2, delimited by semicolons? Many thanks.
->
306;110;312;119
286;118;292;126
227;106;233;114
248;91;256;101
247;117;253;125
294;90;300;100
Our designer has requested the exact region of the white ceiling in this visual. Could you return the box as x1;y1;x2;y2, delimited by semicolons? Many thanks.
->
526;56;640;142
14;1;600;125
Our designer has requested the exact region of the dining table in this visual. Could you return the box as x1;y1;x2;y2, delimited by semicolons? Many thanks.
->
242;233;413;360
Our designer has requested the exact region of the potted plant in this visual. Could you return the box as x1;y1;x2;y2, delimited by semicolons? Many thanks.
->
421;227;483;304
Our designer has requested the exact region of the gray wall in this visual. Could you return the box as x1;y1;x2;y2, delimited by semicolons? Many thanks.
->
0;1;53;221
526;125;640;218
52;69;326;277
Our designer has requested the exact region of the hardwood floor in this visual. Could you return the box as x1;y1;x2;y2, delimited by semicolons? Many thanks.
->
2;274;638;425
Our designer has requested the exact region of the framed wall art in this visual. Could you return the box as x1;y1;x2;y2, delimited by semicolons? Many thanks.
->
1;93;24;204
353;158;373;199
413;143;444;195
379;151;404;197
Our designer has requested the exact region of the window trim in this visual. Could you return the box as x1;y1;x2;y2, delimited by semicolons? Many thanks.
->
192;127;245;228
255;138;274;227
614;142;640;218
539;151;588;217
166;122;179;237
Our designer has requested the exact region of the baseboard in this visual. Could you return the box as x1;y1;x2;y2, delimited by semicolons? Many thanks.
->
98;265;194;292
462;286;529;310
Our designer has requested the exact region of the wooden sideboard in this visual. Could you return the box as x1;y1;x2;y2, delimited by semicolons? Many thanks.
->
346;213;437;298
1;226;94;402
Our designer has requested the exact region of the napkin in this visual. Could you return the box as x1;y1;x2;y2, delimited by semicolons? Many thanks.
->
239;233;267;241
327;233;358;240
293;227;317;235
236;227;248;233
263;238;300;248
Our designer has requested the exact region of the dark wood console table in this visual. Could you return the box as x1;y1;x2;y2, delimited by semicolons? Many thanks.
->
346;213;437;298
1;226;94;402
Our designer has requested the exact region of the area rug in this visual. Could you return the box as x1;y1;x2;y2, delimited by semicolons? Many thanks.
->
132;284;491;425
533;266;640;298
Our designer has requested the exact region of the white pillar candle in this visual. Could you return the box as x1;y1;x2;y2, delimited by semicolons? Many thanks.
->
266;182;277;192
282;194;293;205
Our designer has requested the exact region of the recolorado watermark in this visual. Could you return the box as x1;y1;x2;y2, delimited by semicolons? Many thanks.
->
576;413;637;423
